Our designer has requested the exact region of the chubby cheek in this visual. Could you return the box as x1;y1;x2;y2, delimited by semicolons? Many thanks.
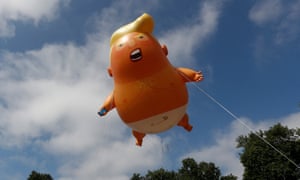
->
110;50;130;73
111;48;127;62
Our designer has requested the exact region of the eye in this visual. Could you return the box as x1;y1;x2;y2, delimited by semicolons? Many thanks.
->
136;34;148;41
116;43;125;50
138;35;144;39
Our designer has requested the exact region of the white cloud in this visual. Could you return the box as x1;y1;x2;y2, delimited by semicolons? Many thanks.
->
182;118;256;178
0;31;165;179
0;0;70;37
280;112;300;128
160;0;223;66
57;136;163;180
249;0;300;65
249;0;300;45
274;0;300;44
249;0;283;26
0;0;226;179
181;113;300;179
0;42;109;147
0;18;15;37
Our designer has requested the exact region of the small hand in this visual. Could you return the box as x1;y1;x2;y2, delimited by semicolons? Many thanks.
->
98;108;108;116
194;71;204;82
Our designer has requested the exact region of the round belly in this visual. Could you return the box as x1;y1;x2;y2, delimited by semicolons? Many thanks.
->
127;104;187;133
114;66;188;124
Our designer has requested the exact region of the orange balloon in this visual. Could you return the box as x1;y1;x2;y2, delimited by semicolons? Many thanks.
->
98;13;204;146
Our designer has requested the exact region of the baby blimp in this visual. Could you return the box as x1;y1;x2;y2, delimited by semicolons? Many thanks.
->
98;13;204;146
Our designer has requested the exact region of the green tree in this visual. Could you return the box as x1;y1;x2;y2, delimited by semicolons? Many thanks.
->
130;157;233;180
27;171;53;180
178;158;199;179
220;173;238;180
131;173;145;180
237;123;300;180
145;168;177;180
178;158;221;180
131;168;177;180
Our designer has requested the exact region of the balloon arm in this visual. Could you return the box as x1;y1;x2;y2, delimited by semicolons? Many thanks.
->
176;67;204;82
98;92;115;117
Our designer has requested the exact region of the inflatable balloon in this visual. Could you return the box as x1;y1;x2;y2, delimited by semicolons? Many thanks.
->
98;13;204;146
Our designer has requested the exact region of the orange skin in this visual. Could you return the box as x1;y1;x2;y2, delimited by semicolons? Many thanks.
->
99;32;203;146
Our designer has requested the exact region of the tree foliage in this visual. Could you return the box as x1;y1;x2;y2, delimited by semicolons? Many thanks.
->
237;123;300;180
179;158;221;180
27;171;53;180
130;158;237;180
220;174;238;180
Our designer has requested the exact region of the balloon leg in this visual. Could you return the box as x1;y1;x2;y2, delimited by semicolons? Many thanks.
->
177;114;193;132
132;130;146;146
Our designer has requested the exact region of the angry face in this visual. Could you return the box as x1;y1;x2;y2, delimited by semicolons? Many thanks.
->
109;32;170;83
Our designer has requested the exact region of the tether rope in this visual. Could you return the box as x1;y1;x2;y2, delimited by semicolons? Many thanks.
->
180;71;300;169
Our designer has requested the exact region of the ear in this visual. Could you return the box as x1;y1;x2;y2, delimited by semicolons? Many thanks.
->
107;68;113;77
161;44;168;56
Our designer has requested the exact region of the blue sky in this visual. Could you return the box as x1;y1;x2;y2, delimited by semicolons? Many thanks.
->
0;0;300;179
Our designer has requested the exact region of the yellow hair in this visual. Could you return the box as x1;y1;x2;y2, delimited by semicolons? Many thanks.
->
110;13;154;46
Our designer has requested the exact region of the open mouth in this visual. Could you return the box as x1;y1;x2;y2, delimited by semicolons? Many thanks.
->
130;48;142;62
